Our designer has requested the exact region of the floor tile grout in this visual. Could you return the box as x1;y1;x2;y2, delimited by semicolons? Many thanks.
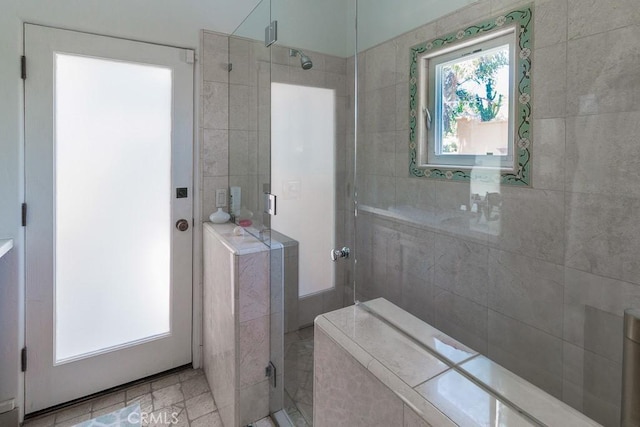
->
25;365;277;426
24;367;227;427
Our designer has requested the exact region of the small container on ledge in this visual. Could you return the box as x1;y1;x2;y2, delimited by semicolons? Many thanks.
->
209;208;231;224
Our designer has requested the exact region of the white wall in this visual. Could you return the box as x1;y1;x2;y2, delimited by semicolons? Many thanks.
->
272;0;352;58
0;0;257;419
356;0;478;52
1;1;27;419
233;0;479;57
233;0;353;58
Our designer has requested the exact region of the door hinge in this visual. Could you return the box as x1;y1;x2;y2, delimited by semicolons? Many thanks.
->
228;63;232;72
264;193;277;216
264;20;277;47
265;361;276;388
21;348;27;372
21;56;26;80
184;50;195;64
21;203;27;227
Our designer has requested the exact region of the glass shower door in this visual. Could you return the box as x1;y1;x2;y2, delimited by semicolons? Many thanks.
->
267;1;357;425
230;1;356;424
270;82;337;426
228;1;278;424
228;0;272;246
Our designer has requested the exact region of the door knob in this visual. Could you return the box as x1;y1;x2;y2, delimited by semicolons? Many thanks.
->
330;247;350;261
176;219;189;232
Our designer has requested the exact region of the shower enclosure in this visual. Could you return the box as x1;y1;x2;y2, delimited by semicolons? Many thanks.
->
227;1;634;426
228;1;354;424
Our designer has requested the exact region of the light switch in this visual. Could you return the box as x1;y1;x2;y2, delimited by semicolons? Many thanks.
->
216;189;227;207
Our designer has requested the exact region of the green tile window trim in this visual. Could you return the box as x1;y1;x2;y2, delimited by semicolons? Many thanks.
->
408;6;533;186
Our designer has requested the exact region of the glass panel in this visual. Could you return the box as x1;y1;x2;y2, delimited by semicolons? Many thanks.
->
54;54;172;363
354;2;628;426
355;0;477;52
229;0;282;420
271;83;336;297
268;1;356;424
228;0;272;243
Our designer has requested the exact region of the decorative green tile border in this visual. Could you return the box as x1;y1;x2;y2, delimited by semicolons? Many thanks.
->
409;6;533;186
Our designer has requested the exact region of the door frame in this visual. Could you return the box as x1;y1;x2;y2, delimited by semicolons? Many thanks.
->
20;22;204;418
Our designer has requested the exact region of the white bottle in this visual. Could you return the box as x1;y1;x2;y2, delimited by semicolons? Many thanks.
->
209;208;231;224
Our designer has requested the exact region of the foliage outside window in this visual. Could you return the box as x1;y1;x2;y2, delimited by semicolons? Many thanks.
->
408;7;532;186
437;40;510;157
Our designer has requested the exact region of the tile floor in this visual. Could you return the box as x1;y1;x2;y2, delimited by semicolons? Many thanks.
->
22;367;276;427
283;326;314;427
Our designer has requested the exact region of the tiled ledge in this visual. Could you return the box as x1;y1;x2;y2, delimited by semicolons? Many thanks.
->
203;222;269;255
0;239;14;260
358;204;498;246
315;299;601;427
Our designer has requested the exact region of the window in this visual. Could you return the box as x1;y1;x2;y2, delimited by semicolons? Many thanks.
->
271;83;336;297
408;8;532;185
426;31;515;167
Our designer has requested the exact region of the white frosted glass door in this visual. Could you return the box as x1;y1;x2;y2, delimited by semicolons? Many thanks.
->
271;83;336;296
54;54;172;363
25;24;193;413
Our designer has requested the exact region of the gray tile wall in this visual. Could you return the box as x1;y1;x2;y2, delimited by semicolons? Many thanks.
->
314;326;404;426
227;38;269;222
202;225;271;426
201;31;230;220
352;1;640;425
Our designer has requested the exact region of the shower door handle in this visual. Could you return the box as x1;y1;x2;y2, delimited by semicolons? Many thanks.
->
330;247;350;261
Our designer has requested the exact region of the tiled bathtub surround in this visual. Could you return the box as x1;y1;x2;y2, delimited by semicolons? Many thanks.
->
352;1;640;425
314;299;600;427
202;223;270;426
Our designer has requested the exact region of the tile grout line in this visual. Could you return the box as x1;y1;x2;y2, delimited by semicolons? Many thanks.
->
27;367;223;427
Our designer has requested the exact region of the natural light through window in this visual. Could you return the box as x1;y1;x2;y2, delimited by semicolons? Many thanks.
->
54;54;172;363
437;44;510;157
418;29;517;170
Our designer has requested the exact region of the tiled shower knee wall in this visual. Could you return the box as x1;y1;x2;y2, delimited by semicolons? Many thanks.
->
202;225;270;426
350;1;640;426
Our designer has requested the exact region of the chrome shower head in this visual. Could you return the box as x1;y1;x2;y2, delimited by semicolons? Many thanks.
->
289;48;313;70
299;53;313;70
